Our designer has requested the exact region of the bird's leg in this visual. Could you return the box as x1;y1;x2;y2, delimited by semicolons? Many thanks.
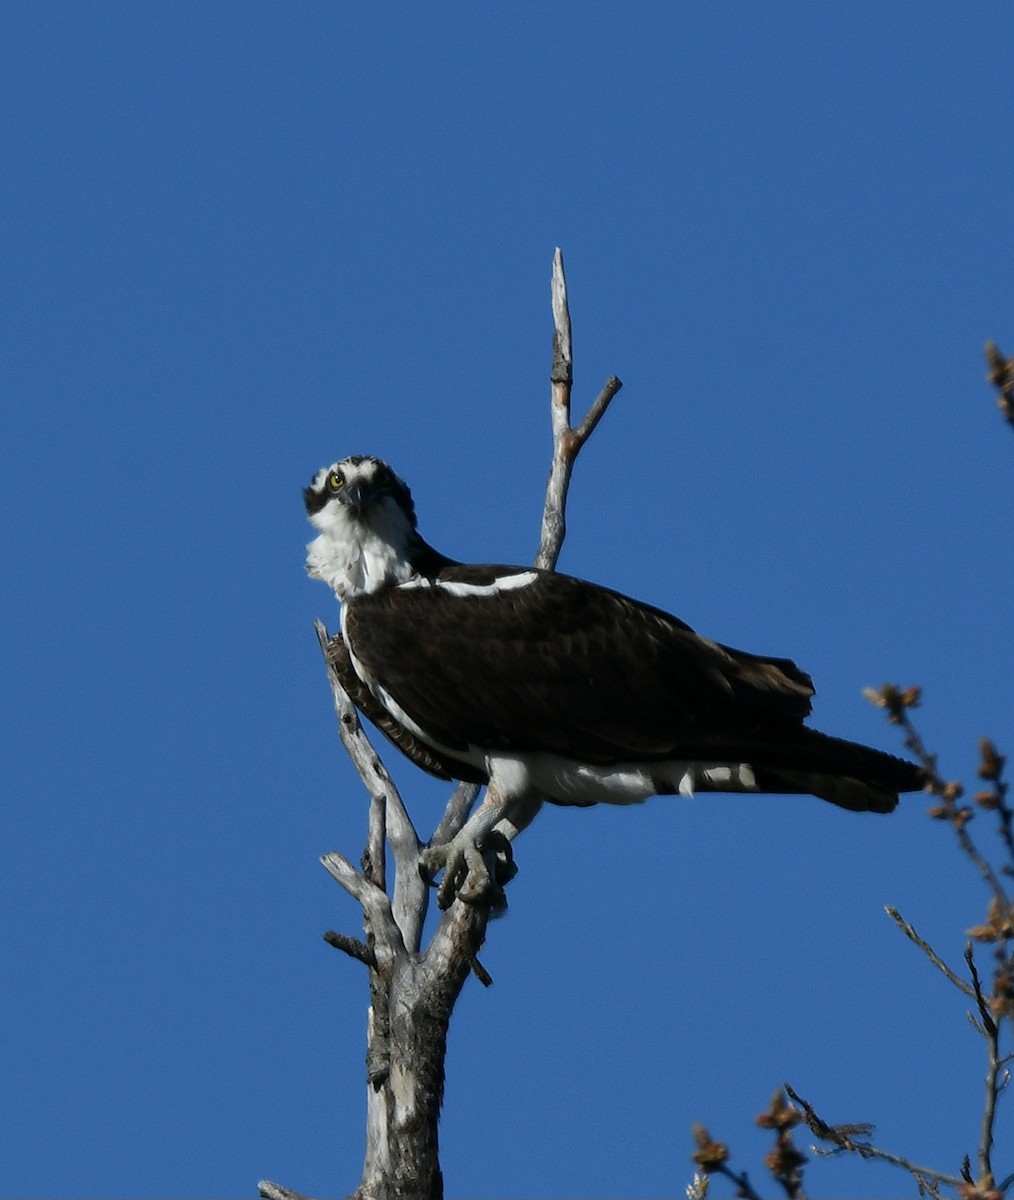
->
420;787;543;909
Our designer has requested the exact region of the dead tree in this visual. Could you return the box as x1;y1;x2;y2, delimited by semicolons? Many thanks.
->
260;250;622;1200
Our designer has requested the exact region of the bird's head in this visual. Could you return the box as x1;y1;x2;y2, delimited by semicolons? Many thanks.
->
304;456;421;600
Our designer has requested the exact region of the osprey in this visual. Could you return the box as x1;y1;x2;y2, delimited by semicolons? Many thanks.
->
305;455;923;905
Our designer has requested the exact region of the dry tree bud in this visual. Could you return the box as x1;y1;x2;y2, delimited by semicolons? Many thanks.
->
691;1123;730;1173
958;1171;1003;1200
989;959;1014;1021
986;340;1014;427
977;737;1005;782
863;682;923;725
756;1089;800;1132
966;897;1014;943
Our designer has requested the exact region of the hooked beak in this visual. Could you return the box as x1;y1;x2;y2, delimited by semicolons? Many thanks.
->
338;479;376;517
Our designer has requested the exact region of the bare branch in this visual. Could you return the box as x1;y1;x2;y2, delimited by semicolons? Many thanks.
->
314;622;419;853
323;929;377;969
964;943;1003;1186
713;1164;766;1200
537;248;623;571
319;851;404;965
469;955;494;987
885;905;976;997
314;621;431;945
966;944;999;1037
550;246;572;389
316;847;371;903
785;1085;965;1193
866;685;1010;913
574;374;623;446
364;791;386;892
315;621;392;889
430;781;481;848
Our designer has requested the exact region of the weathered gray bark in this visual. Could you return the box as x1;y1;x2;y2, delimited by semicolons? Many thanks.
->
355;905;489;1200
260;249;621;1200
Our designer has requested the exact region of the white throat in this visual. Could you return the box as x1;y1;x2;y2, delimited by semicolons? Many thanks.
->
306;495;417;601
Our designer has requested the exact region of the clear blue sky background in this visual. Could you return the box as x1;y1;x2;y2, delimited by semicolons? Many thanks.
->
5;4;1014;1198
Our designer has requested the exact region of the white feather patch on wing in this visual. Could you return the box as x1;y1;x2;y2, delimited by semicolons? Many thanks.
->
434;571;538;598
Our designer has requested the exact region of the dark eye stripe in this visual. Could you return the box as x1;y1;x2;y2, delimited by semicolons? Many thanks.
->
303;482;329;515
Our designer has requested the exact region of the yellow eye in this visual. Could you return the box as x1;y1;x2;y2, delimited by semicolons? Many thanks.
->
327;472;343;493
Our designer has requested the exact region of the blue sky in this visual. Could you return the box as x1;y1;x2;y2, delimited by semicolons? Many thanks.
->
5;4;1014;1197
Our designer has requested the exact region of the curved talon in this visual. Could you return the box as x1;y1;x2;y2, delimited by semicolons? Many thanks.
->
419;829;517;909
486;830;517;886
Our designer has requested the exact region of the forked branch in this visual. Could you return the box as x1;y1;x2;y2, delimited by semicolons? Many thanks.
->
784;1085;964;1197
538;247;622;570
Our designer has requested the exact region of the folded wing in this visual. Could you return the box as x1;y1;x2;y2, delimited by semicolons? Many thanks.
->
345;566;816;764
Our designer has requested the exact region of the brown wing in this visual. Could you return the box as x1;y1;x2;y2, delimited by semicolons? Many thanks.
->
344;566;815;765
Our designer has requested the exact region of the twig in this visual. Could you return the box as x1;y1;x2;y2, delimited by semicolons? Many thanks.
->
713;1164;766;1200
785;1085;965;1193
866;686;1010;913
965;944;1002;1186
885;905;976;997
315;621;431;947
323;929;377;969
574;375;623;445
319;851;404;967
867;692;1013;1197
966;944;998;1037
315;622;418;855
470;955;494;987
315;621;393;890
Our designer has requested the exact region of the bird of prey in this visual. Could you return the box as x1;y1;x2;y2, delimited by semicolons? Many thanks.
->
305;455;923;906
